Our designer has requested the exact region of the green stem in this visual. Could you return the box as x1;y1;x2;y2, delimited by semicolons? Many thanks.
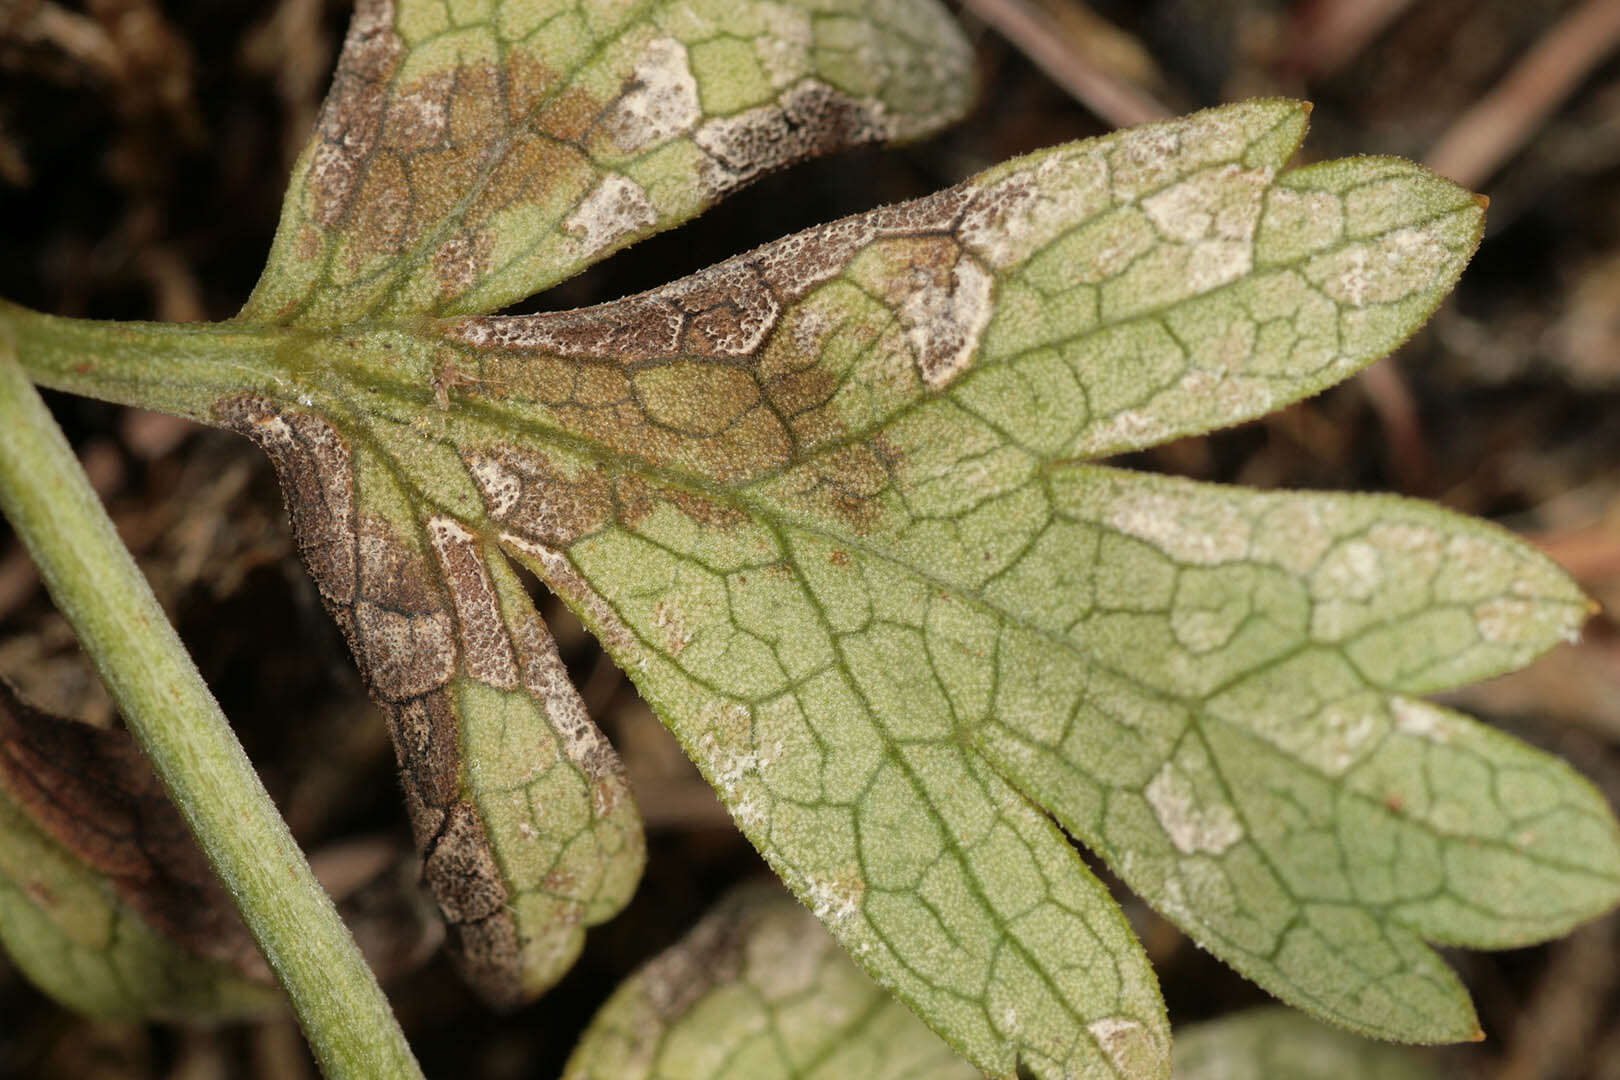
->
0;333;424;1080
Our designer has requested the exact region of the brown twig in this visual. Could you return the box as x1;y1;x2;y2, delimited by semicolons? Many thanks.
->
1425;0;1620;187
1284;0;1418;81
1533;523;1620;586
958;0;1172;128
1497;917;1620;1080
1358;358;1431;494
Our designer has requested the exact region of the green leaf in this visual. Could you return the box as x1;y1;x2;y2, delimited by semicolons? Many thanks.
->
1173;1008;1439;1080
0;680;280;1020
564;882;980;1080
353;98;1609;1062
240;0;975;327
7;39;1618;1077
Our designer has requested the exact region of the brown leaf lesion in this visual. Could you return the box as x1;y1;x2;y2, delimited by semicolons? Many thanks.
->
692;80;889;199
353;511;458;701
433;183;991;491
308;0;403;232
216;394;521;994
215;392;642;1006
427;516;521;689
463;444;617;549
214;396;454;703
420;800;520;1001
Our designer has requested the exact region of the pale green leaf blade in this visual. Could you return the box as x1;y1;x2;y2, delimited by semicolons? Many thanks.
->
334;98;1620;1054
215;396;644;1006
563;882;981;1080
1173;1008;1439;1080
972;466;1616;1041
240;0;974;328
25;89;1596;1063
0;682;280;1021
247;341;1163;1071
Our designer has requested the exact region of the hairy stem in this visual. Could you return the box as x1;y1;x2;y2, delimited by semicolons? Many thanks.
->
0;334;424;1080
0;299;310;422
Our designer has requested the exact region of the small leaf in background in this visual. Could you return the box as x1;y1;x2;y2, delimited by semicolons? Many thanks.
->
564;882;979;1080
1173;1008;1439;1080
0;680;279;1020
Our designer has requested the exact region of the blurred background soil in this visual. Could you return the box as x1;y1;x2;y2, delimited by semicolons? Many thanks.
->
2;1;1620;1077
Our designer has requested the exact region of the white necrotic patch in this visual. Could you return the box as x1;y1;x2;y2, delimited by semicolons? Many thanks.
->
1103;486;1252;565
1088;1018;1165;1076
563;173;657;259
1174;368;1274;421
1302;700;1385;776
653;599;694;658
1313;538;1385;602
427;514;473;545
386;74;452;152
804;874;861;924
1471;596;1566;647
499;532;643;662
603;37;702;153
957;150;1112;270
1393;698;1460;743
468;454;522;519
1144;762;1244;855
900;255;994;389
751;7;813;88
1320;224;1453;309
519;619;614;775
1141;164;1270;293
1073;409;1170;456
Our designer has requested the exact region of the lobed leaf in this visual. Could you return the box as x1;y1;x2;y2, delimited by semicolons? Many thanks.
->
240;0;975;328
0;680;279;1020
564;882;979;1080
169;97;1619;1073
10;70;1618;1074
266;98;1611;1065
1172;1008;1438;1080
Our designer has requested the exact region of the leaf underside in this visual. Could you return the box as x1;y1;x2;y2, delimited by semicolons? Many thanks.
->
9;0;1619;1074
216;72;1620;1076
241;0;974;328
